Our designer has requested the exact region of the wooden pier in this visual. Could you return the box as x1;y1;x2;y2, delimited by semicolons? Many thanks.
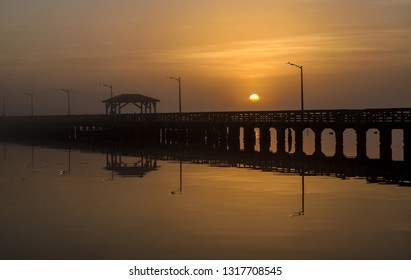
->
1;108;411;161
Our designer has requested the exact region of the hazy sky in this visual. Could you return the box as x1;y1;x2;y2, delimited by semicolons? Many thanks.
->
1;0;411;115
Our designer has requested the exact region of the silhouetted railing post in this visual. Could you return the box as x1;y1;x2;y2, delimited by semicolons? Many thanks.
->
355;127;368;160
217;126;228;150
379;127;392;161
312;127;324;158
276;126;287;156
243;125;255;152
335;128;345;159
294;126;304;156
259;125;271;153
403;128;411;162
227;126;240;151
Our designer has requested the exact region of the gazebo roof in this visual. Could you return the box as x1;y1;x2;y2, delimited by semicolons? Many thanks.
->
102;93;160;104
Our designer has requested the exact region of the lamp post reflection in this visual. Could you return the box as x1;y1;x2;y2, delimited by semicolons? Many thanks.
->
170;160;183;195
25;145;35;169
59;147;71;176
180;159;183;194
289;165;305;217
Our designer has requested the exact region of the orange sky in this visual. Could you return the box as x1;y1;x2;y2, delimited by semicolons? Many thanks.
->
1;0;411;115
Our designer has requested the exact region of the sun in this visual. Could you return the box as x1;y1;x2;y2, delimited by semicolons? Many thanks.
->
249;93;260;102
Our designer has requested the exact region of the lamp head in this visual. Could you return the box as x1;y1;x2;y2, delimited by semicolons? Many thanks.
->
287;61;302;68
100;83;112;88
168;76;180;81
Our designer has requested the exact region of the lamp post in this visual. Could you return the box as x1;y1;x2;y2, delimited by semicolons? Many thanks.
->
287;61;304;115
1;96;4;116
59;88;71;116
168;77;182;113
24;93;34;116
287;62;306;216
100;83;113;115
100;83;113;99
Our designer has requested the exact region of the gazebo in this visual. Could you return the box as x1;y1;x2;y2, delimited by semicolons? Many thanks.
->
102;93;160;114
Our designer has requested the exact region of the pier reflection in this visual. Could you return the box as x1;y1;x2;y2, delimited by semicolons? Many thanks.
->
3;138;411;186
169;160;183;195
58;146;71;176
83;142;411;186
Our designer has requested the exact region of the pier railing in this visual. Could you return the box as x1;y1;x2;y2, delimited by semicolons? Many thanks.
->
2;108;411;125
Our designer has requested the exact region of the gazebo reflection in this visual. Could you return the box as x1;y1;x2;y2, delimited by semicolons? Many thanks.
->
105;151;158;178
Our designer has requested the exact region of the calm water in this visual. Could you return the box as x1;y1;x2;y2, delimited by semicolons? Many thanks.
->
1;142;411;260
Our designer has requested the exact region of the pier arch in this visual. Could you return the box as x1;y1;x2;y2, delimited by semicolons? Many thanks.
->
302;128;315;155
367;129;380;159
321;129;336;157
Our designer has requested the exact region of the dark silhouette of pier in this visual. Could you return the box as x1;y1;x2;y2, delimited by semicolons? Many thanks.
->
1;108;411;162
5;138;410;186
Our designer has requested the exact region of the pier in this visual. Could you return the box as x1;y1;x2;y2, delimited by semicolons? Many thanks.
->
1;108;411;161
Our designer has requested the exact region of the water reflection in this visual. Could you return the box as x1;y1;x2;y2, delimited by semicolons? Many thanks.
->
169;160;183;195
290;167;305;217
24;145;34;169
59;146;71;175
4;138;411;186
2;139;411;260
105;147;158;178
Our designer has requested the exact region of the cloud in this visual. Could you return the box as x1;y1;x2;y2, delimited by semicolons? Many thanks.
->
148;27;411;80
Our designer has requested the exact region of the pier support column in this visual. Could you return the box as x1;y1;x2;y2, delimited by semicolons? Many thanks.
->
167;127;175;144
161;128;169;144
276;126;287;156
404;127;411;162
228;126;240;151
170;127;179;144
217;126;228;150
355;127;368;160
187;126;205;146
243;125;256;152
206;126;217;149
335;128;345;159
294;126;305;156
259;126;271;153
163;127;170;144
379;127;392;161
312;127;324;158
177;126;188;145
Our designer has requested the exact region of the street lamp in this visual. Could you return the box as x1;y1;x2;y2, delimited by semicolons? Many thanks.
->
1;96;4;116
100;83;114;115
168;76;182;113
287;61;304;115
24;93;34;116
100;83;113;99
59;88;71;116
287;62;306;213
